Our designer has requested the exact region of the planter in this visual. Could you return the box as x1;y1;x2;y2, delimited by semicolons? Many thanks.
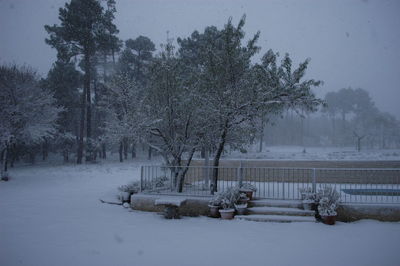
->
208;205;221;218
219;208;235;220
239;189;253;200
234;203;248;215
321;215;336;225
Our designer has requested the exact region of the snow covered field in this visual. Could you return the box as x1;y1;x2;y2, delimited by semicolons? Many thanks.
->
1;158;400;266
223;145;400;161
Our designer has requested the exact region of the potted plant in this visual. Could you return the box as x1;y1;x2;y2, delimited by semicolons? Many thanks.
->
317;186;340;225
218;187;241;219
208;194;223;218
219;198;235;219
239;183;257;200
234;192;249;215
299;187;317;210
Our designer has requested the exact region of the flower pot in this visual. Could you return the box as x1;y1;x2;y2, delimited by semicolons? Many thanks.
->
322;215;336;225
208;205;220;218
234;203;247;215
219;208;235;220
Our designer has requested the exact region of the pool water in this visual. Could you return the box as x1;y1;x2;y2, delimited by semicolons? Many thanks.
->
342;189;400;196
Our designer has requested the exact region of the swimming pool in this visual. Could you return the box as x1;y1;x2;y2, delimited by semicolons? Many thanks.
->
342;189;400;196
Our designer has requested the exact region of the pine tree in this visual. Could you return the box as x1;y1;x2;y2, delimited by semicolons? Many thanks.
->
45;0;119;163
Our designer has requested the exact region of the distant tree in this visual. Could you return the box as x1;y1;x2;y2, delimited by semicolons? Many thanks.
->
45;0;119;163
0;65;61;175
103;74;144;162
117;35;155;84
41;61;81;161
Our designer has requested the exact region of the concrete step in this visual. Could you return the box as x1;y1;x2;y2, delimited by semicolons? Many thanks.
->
249;199;303;209
235;214;315;223
248;206;314;216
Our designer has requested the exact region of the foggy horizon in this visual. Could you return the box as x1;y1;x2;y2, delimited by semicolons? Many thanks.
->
0;0;399;118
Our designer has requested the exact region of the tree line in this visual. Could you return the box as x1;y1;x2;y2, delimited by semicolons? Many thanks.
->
261;87;400;151
2;0;324;192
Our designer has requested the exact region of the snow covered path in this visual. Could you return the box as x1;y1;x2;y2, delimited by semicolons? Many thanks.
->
1;160;400;266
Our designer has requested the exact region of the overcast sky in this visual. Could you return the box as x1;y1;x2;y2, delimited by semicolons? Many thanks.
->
0;0;399;117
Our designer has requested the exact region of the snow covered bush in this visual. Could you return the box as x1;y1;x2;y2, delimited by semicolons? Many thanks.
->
117;181;140;202
240;183;257;192
141;176;170;191
317;186;340;216
208;193;224;207
299;187;317;203
211;186;242;209
118;181;140;194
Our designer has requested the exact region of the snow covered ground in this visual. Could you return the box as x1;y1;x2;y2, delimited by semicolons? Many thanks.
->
223;145;400;161
1;158;400;266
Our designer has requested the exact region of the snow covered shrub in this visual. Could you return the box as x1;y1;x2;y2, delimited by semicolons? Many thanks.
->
118;181;140;202
209;193;224;207
210;186;242;209
141;176;170;191
317;186;340;216
118;181;140;194
240;183;257;192
299;187;317;203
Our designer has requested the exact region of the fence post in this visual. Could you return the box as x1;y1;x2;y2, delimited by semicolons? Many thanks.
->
140;166;144;192
312;168;316;193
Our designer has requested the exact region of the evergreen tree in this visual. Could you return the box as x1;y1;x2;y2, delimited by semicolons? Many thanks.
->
45;0;119;163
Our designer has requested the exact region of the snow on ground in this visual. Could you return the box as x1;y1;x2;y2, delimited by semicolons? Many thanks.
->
222;145;400;161
1;157;400;266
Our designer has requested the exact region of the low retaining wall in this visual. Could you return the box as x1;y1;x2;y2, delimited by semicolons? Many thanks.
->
131;194;210;217
131;194;400;222
337;204;400;222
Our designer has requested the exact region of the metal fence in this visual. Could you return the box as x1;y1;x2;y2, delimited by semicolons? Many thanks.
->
140;165;400;204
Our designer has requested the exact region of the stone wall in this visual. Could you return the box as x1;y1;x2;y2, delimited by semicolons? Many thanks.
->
131;194;210;217
131;193;400;221
337;204;400;222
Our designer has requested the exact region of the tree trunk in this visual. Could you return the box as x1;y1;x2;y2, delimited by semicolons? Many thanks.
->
200;146;205;159
258;118;265;153
63;150;69;163
77;79;87;164
148;146;152;160
177;148;196;193
2;146;8;173
10;144;15;168
123;138;128;160
102;143;106;159
42;138;48;161
212;126;228;194
204;146;210;188
119;140;123;162
131;143;136;158
84;49;92;162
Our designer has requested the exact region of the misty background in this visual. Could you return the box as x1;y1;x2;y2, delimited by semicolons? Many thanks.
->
1;0;399;117
1;0;400;169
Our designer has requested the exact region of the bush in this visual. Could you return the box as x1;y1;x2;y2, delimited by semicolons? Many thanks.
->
317;186;340;216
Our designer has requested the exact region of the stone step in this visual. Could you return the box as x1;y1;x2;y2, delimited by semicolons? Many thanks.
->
249;199;303;209
235;214;315;223
248;206;314;216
